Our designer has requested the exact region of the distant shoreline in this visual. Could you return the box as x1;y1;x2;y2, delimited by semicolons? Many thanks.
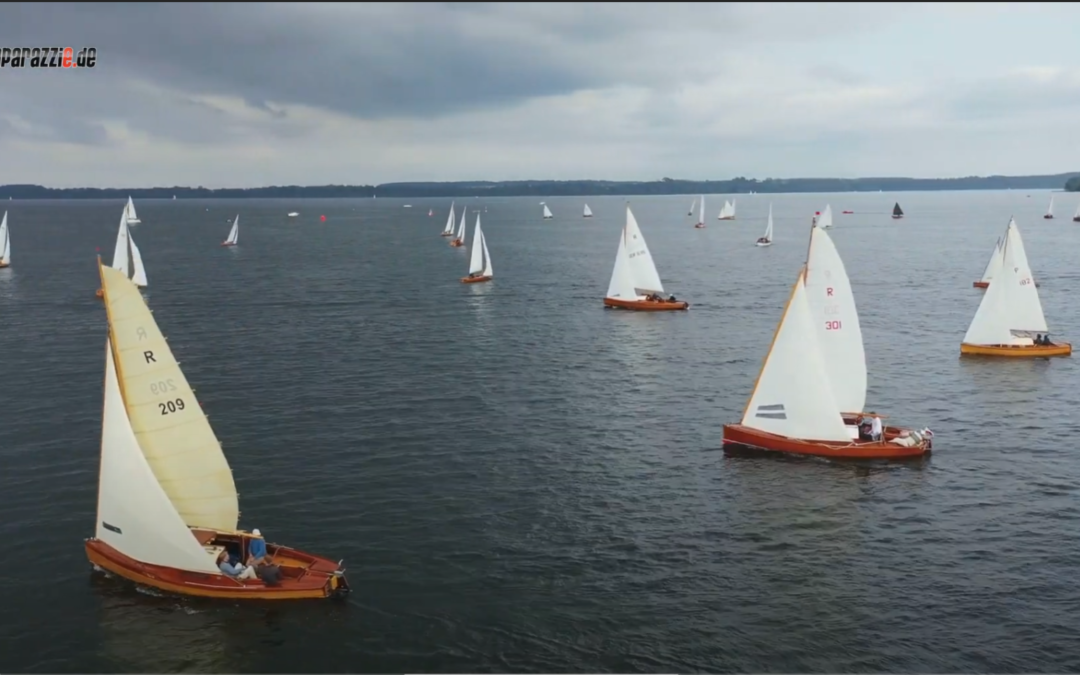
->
2;173;1077;200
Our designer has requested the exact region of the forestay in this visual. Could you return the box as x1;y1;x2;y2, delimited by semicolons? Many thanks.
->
468;215;486;275
98;339;222;574
605;226;638;300
804;225;866;413
741;269;851;442
100;265;239;532
623;207;664;295
963;218;1048;344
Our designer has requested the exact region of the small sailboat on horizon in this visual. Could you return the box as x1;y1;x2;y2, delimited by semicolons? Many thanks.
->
1073;202;1080;222
542;204;554;220
583;204;593;218
124;196;141;225
221;215;239;247
604;206;689;311
461;214;493;284
1044;195;1055;219
717;199;736;221
892;202;904;219
960;218;1070;357
694;195;706;228
756;205;774;247
96;208;148;299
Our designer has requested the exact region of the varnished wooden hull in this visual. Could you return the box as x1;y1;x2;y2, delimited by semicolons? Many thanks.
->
95;288;104;299
604;297;689;311
0;262;8;269
461;275;492;284
85;538;350;601
960;342;1072;358
449;239;464;247
972;280;989;288
722;423;930;460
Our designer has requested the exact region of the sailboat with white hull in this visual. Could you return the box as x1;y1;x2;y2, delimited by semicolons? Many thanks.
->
694;195;706;228
717;199;736;220
87;260;350;600
756;205;774;246
461;214;493;284
124;196;141;225
221;215;239;247
604;206;689;311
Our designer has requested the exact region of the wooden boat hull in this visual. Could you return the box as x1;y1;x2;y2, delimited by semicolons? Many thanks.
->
0;262;8;268
960;342;1072;357
604;297;689;311
95;288;104;299
85;538;350;601
461;275;492;284
449;239;464;247
722;423;930;460
972;280;989;288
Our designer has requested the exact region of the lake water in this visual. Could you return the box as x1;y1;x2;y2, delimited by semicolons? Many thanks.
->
1;190;1079;673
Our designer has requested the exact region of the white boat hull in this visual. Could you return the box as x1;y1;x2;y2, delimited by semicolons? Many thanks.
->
756;241;772;247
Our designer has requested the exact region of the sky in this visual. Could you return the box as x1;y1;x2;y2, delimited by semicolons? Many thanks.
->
2;2;1080;188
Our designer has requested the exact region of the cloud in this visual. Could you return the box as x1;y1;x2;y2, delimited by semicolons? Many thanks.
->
1;2;1079;187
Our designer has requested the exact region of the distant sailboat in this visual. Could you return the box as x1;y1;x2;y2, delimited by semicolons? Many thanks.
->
1074;203;1080;223
694;195;706;228
450;205;467;247
441;201;456;237
124;196;141;225
0;211;10;268
717;199;736;220
1044;195;1055;219
543;204;554;220
688;198;697;217
756;205;774;247
461;214;493;284
428;209;434;217
818;204;834;229
603;206;689;311
96;208;148;298
583;204;593;218
892;202;904;219
973;236;1002;289
221;215;239;247
287;212;299;218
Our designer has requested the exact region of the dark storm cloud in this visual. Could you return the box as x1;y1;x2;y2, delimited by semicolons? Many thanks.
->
0;2;611;122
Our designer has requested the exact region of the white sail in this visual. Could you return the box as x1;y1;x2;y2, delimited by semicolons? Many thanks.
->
804;224;866;414
443;201;456;234
125;196;141;224
100;265;239;532
1074;203;1080;220
689;198;697;216
543;204;554;219
818;204;833;229
741;269;851;442
1046;195;1054;217
718;200;736;219
110;212;131;277
0;211;9;265
468;216;485;275
129;237;148;288
624;206;664;295
97;339;222;574
979;237;1003;284
456;205;467;240
224;215;239;245
697;195;705;225
963;218;1048;345
604;226;639;301
583;204;593;218
481;227;493;277
760;205;774;242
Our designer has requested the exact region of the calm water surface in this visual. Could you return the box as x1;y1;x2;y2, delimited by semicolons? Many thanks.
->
1;190;1079;673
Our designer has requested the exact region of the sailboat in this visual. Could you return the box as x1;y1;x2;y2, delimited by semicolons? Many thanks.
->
124;196;141;225
461;214;493;284
428;209;434;217
723;219;933;460
960;218;1071;357
441;201;456;237
818;204;834;229
96;208;148;298
1044;195;1055;219
891;202;904;219
755;205;774;247
542;204;554;220
449;204;467;247
0;211;9;268
973;236;1002;289
221;215;239;247
88;260;351;600
1073;203;1080;223
694;195;706;228
717;199;736;220
603;206;689;311
688;198;697;216
583;204;593;218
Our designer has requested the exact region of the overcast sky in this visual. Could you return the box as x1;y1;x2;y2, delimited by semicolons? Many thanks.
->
2;2;1079;188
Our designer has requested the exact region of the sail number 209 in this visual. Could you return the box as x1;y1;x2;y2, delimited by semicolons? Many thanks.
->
159;398;186;415
825;320;842;331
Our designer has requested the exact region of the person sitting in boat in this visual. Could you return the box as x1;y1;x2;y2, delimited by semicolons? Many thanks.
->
667;295;677;303
858;421;873;441
247;528;270;567
870;415;883;442
757;236;769;244
217;550;257;580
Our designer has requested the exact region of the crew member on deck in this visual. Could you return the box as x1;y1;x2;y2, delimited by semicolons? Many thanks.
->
218;550;257;580
247;528;269;567
870;415;883;442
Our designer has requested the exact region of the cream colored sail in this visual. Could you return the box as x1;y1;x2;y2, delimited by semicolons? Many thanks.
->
100;264;239;532
97;339;222;574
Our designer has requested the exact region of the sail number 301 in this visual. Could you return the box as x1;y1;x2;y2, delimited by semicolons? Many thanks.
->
825;320;842;331
159;398;186;415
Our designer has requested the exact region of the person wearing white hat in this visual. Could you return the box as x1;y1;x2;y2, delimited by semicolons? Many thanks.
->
247;528;269;567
